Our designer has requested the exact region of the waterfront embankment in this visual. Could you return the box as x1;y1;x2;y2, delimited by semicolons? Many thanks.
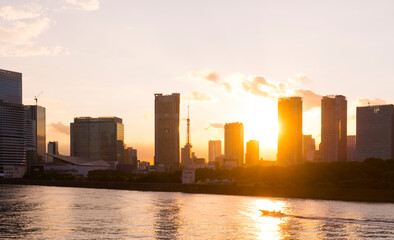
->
1;179;393;203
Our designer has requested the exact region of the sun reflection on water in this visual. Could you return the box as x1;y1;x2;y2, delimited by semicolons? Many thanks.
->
253;199;287;240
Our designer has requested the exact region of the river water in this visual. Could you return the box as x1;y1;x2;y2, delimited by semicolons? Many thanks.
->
0;184;393;239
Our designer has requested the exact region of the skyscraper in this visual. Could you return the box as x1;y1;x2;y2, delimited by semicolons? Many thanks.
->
154;93;180;171
70;117;125;163
125;147;138;169
277;97;302;166
320;95;347;162
356;105;394;161
25;105;46;165
245;140;259;166
224;122;244;166
0;69;26;171
302;135;315;162
47;141;59;163
347;135;356;162
208;140;221;163
0;69;22;105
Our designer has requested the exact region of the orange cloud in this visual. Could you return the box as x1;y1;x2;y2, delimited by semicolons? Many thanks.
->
204;121;224;131
241;76;274;98
190;68;220;83
294;89;322;111
49;122;69;135
184;91;213;102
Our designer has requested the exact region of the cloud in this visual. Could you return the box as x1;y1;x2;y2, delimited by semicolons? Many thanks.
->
189;69;220;83
357;97;386;106
184;91;213;102
241;76;274;98
65;0;100;11
204;121;224;131
0;6;41;21
294;89;322;111
0;45;69;57
49;122;69;135
0;5;71;57
0;17;51;45
191;69;323;112
288;73;310;86
221;82;232;92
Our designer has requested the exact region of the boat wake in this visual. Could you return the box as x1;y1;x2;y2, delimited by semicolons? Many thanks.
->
259;210;393;225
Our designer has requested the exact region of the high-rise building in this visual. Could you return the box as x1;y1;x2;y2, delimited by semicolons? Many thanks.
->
47;141;59;163
245;140;259;166
208;140;221;163
70;117;124;163
347;135;356;162
320;95;347;162
181;106;192;168
277;97;302;166
224;122;244;166
25;105;46;165
154;93;180;171
302;135;315;162
125;147;138;169
0;69;22;105
356;105;394;161
0;69;26;170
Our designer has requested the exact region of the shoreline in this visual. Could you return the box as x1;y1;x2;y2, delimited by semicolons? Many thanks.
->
1;179;393;203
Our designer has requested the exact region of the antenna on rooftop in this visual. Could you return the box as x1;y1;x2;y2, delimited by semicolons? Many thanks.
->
34;90;43;106
186;105;191;145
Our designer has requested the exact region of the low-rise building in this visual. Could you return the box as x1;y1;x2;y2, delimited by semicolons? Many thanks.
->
45;154;114;177
182;169;195;184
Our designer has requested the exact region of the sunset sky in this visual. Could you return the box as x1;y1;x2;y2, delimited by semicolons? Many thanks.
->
1;0;394;162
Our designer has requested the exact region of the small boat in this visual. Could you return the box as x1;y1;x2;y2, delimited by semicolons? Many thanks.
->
259;209;285;217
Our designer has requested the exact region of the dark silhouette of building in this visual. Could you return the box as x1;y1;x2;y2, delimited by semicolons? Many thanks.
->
321;95;347;162
356;105;394;161
0;69;22;105
347;135;356;162
0;69;26;169
224;122;244;167
25;105;46;165
154;93;180;171
245;140;259;166
47;141;59;163
208;140;221;163
277;97;302;166
302;135;315;162
70;117;124;164
124;147;138;169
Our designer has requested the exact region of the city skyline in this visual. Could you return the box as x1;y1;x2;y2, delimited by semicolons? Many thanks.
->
2;1;394;162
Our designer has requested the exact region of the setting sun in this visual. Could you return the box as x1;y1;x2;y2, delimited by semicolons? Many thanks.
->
241;98;279;160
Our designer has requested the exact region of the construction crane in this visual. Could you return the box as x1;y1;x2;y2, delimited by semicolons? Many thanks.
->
34;91;43;106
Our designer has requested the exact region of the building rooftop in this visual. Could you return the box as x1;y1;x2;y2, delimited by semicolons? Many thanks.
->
47;154;111;167
278;96;302;101
73;116;123;123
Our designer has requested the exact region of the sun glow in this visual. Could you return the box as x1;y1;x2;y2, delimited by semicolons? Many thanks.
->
252;199;287;240
241;98;278;160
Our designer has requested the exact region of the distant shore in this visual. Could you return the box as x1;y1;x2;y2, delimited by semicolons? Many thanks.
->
1;179;393;203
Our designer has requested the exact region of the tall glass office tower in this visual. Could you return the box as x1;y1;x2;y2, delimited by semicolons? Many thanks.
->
0;69;26;167
25;105;46;165
0;69;22;105
321;95;347;162
224;122;244;166
277;97;303;166
154;93;180;171
356;105;394;161
71;117;125;163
